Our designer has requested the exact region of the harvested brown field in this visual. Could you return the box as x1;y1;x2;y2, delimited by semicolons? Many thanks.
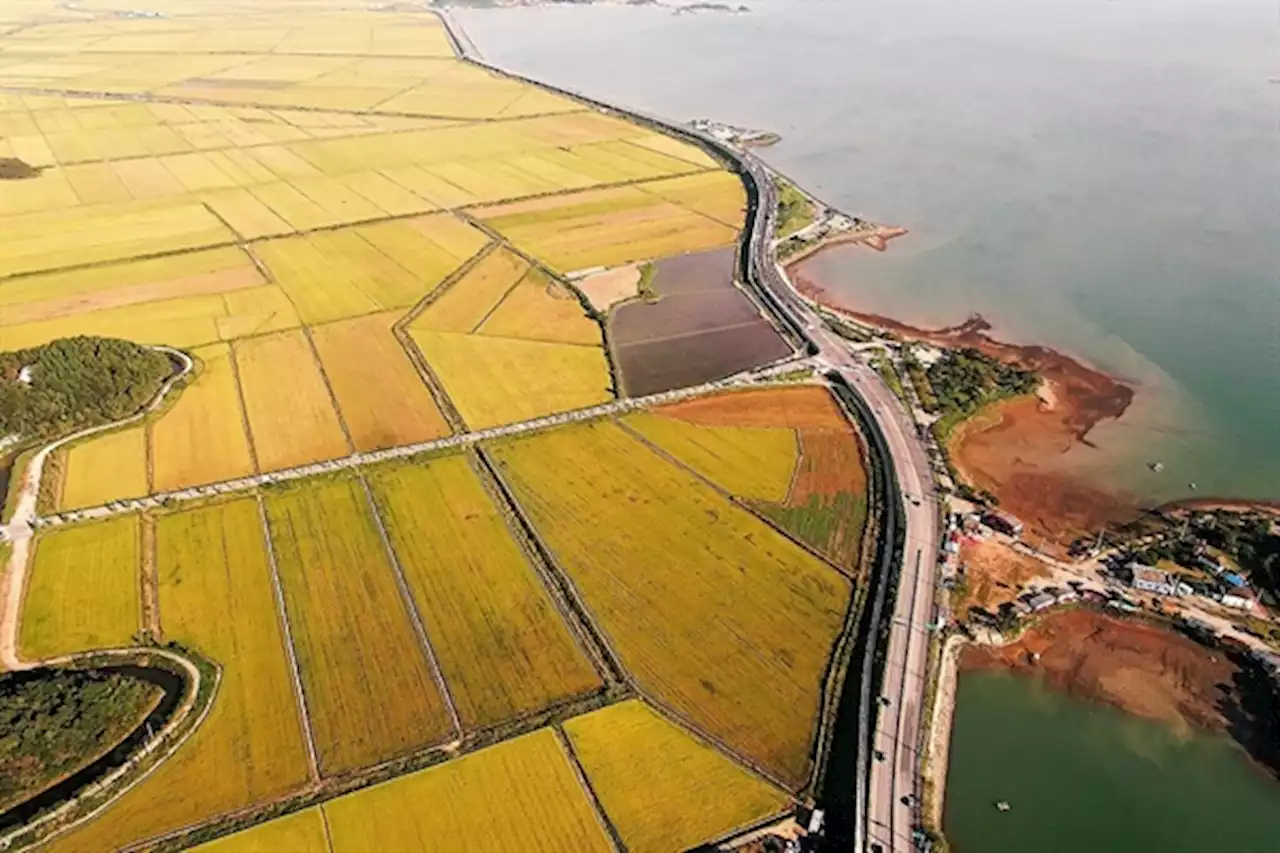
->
576;265;640;313
610;249;790;396
655;385;852;430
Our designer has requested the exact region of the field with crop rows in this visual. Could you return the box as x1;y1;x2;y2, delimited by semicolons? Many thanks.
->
474;183;740;274
653;387;870;571
309;312;450;451
20;515;140;660
624;411;799;503
48;499;312;852
233;329;351;473
411;330;611;429
323;728;614;852
367;455;600;729
410;246;530;334
189;809;330;853
58;425;149;511
151;343;257;492
564;700;789;853
264;477;452;775
489;421;852;786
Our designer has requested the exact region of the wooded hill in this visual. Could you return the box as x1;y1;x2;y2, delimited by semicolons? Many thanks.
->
0;338;174;442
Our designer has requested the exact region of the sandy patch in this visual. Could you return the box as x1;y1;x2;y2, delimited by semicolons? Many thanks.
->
956;537;1051;614
576;264;639;312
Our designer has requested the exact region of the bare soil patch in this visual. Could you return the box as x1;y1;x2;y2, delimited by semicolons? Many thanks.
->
576;265;639;312
955;537;1050;613
0;158;40;180
794;268;1138;546
962;609;1236;733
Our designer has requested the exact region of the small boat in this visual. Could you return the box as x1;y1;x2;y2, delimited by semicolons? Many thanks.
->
996;801;1012;812
1150;461;1164;473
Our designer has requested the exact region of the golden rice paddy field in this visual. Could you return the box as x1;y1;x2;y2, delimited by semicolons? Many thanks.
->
47;498;313;852
19;514;141;660
263;475;453;776
624;410;800;503
564;700;790;853
0;4;864;850
367;454;601;729
0;0;751;493
322;728;613;852
488;421;853;787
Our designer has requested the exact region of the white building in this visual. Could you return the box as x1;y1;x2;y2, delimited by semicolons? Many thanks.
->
1129;563;1177;597
1221;587;1258;613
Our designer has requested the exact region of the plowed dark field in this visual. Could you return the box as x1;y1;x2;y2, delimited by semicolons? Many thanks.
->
610;248;790;396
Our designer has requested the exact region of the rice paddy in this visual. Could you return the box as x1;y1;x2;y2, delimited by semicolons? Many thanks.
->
48;499;313;851
323;729;614;853
233;329;351;473
19;515;141;660
264;477;453;775
309;312;450;451
488;421;852;787
624;411;799;503
0;5;857;850
367;455;601;729
564;700;790;853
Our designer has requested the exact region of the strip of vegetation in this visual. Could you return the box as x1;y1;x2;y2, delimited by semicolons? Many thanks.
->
0;669;163;814
636;261;658;302
0;337;174;443
776;179;817;238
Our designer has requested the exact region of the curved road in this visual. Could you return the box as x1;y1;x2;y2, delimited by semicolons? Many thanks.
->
440;10;943;850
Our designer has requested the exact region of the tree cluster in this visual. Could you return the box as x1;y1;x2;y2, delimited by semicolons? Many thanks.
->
924;347;1039;415
0;668;159;811
0;337;173;442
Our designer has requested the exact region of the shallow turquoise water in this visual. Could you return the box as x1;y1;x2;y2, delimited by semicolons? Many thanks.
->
944;670;1280;853
461;0;1279;503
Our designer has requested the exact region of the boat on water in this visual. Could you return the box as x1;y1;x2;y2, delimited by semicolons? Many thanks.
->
996;801;1012;812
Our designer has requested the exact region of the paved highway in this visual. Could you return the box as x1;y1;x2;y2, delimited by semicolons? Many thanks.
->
725;125;942;851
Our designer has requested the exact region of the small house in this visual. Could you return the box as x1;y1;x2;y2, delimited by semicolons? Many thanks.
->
1028;591;1056;612
983;511;1024;538
1221;587;1258;613
1128;563;1176;597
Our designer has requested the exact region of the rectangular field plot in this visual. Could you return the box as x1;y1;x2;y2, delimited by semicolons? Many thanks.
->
637;170;747;228
59;425;148;510
309;313;450;452
565;700;789;853
624;412;798;503
265;477;453;775
0;200;235;279
410;330;611;430
368;455;600;729
49;499;313;852
472;185;740;274
151;343;256;492
234;329;350;472
190;809;329;853
323;729;614;853
488;421;852;786
20;515;140;660
409;246;529;334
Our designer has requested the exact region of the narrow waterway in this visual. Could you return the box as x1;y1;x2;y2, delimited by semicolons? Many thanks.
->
0;664;186;832
945;670;1280;853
